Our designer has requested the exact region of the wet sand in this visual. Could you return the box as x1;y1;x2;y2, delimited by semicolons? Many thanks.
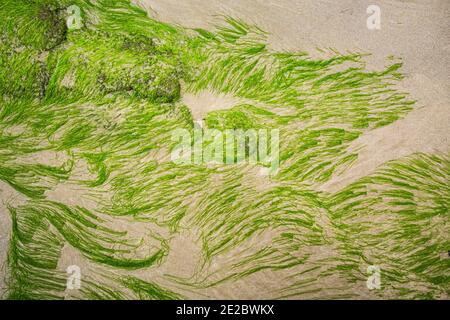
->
134;0;450;191
1;0;449;299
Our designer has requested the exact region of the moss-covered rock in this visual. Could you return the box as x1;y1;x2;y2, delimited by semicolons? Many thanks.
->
47;30;183;102
0;0;67;51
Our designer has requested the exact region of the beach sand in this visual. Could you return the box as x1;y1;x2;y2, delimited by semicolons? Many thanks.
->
131;0;449;298
1;0;448;299
133;0;450;191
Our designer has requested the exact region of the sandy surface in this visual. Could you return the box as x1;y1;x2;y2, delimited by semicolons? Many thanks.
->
135;0;450;190
1;0;448;299
0;182;27;298
134;1;450;296
321;73;450;192
182;90;243;121
0;194;10;298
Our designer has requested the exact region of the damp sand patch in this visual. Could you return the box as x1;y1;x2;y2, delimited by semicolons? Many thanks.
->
182;90;244;121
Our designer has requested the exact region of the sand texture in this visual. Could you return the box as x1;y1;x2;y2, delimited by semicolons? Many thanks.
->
0;0;448;300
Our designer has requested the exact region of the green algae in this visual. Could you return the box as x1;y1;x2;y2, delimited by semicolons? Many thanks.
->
0;0;448;300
